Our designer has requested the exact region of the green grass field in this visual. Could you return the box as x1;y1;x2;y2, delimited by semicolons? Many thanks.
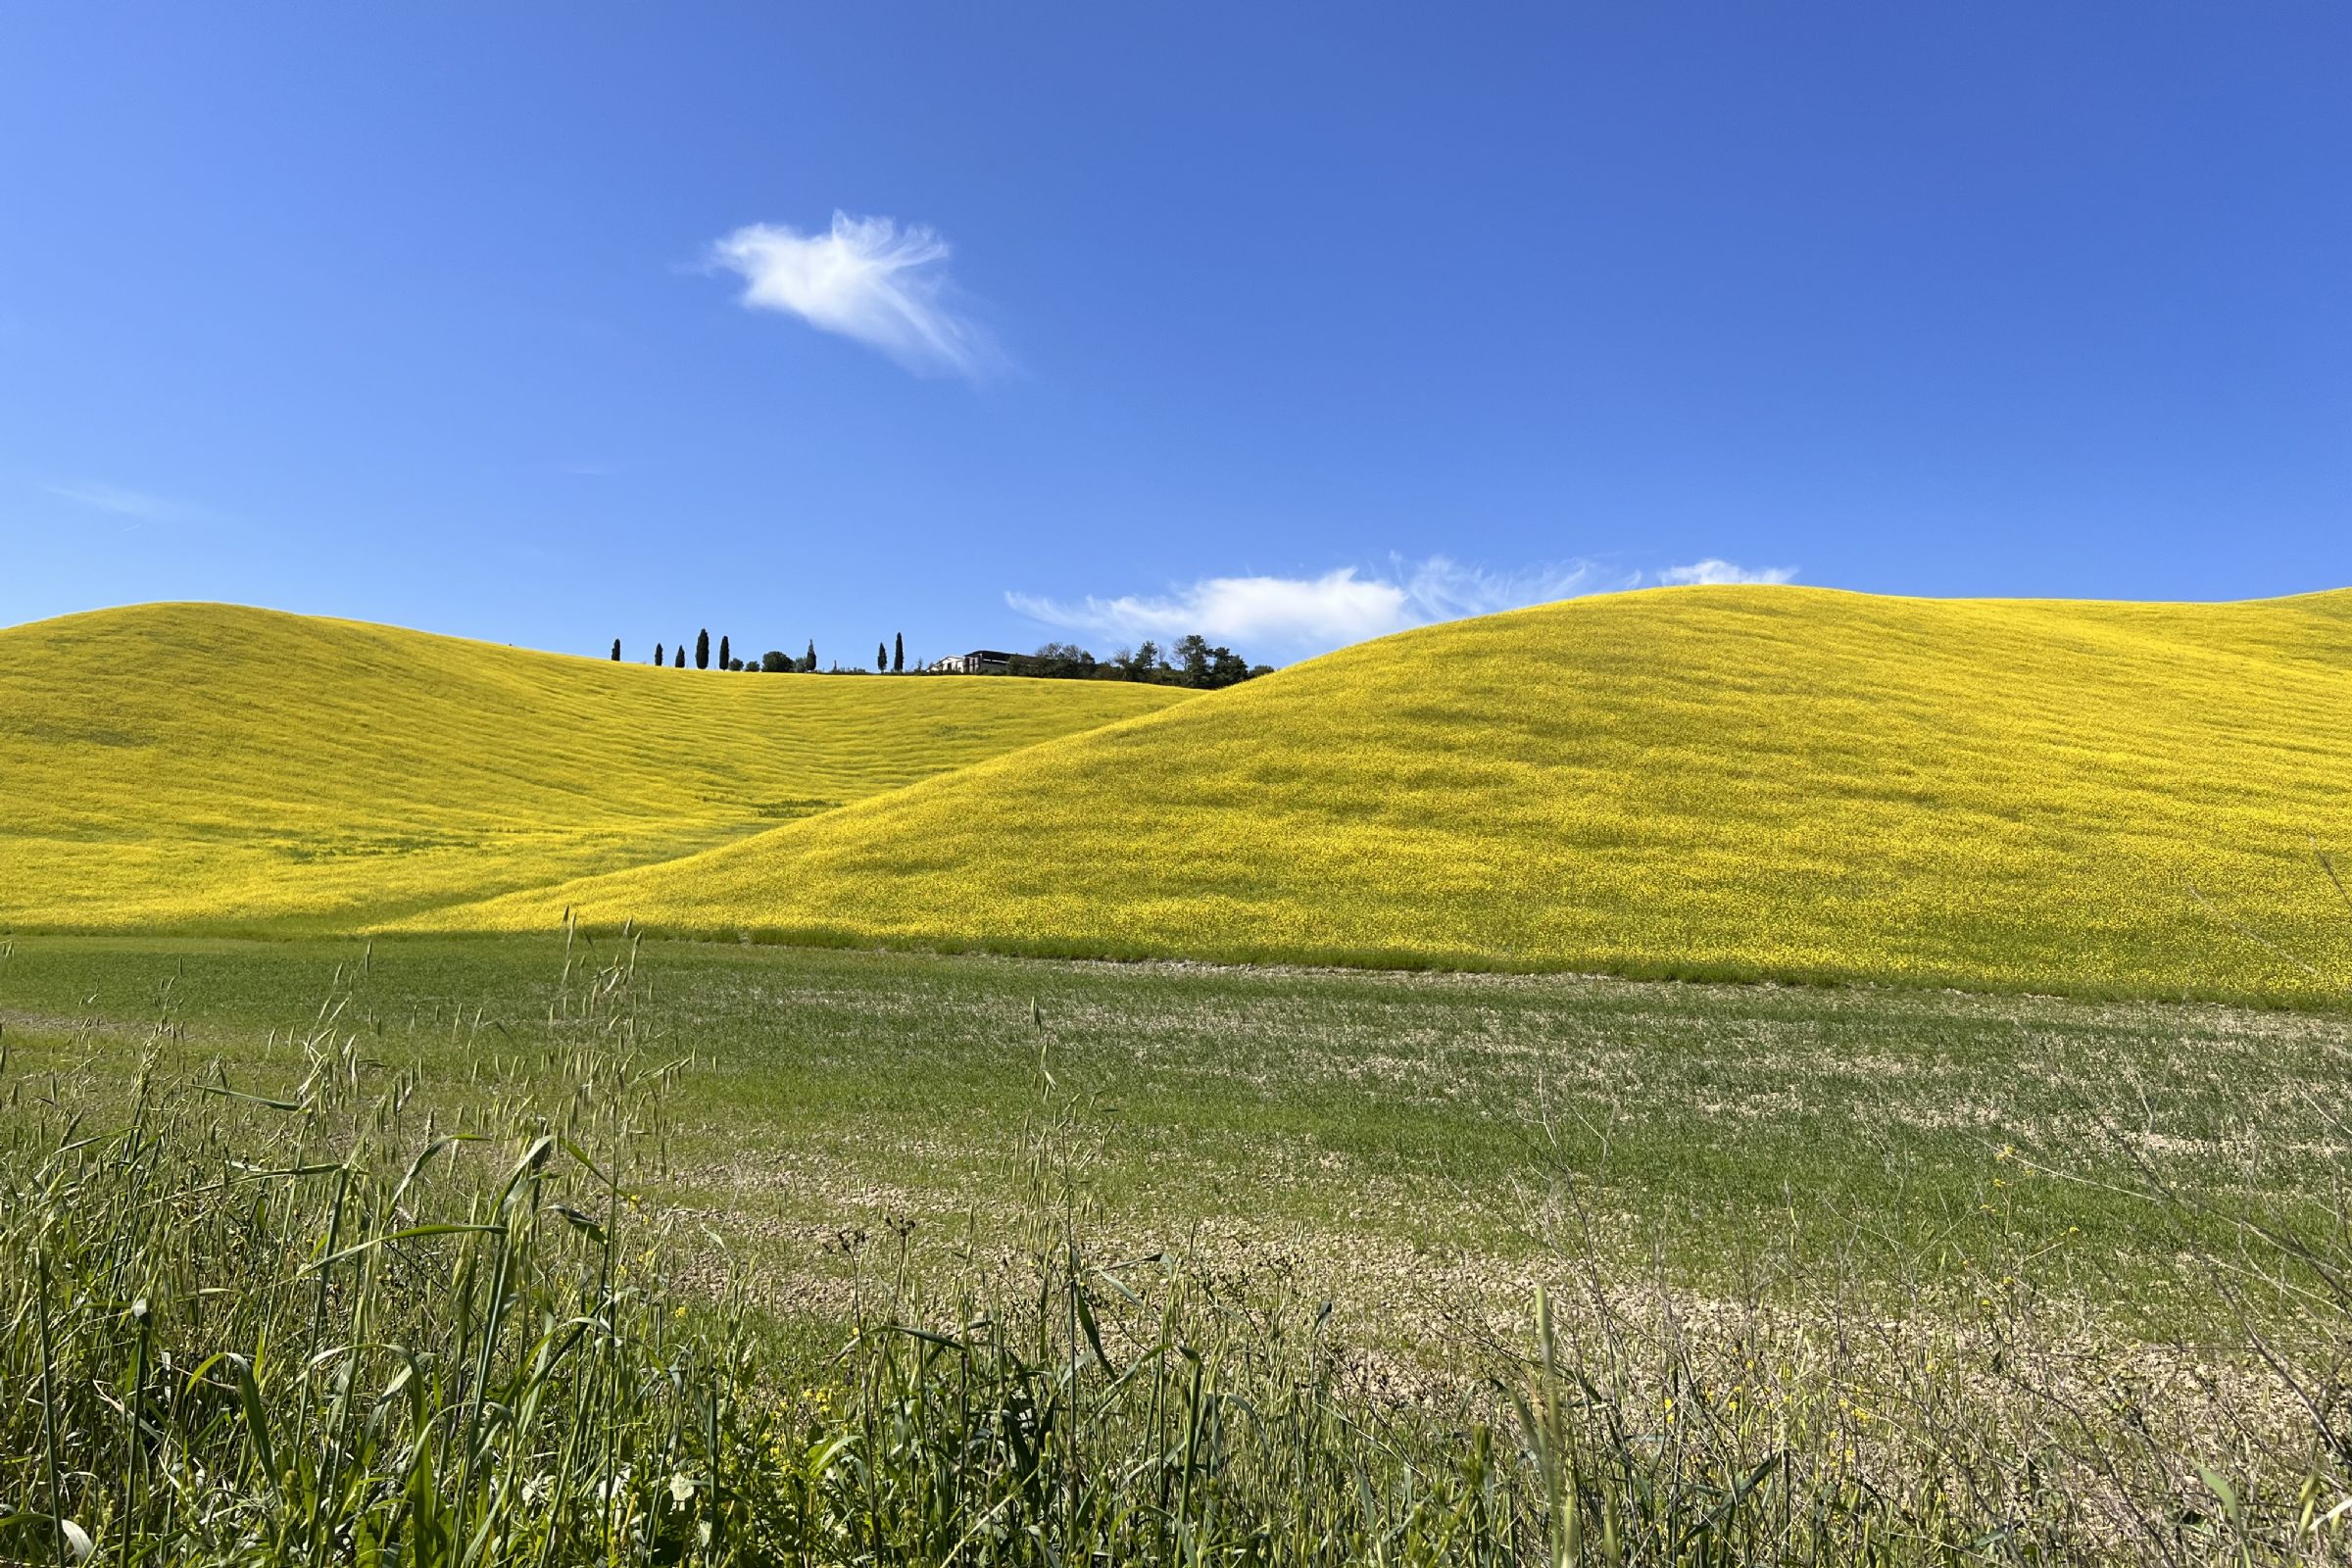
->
420;585;2352;1004
0;603;1191;932
10;934;2351;1560
7;932;2340;1324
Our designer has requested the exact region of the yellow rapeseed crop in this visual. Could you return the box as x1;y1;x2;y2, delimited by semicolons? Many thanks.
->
416;585;2352;1002
0;603;1193;931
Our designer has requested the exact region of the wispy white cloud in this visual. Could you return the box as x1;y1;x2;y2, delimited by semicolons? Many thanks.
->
1010;556;1802;658
1010;568;1409;653
709;212;994;377
1657;558;1795;586
1007;556;1642;658
1394;556;1638;622
43;481;192;523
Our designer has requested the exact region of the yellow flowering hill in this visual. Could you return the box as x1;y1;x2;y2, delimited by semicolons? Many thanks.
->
0;603;1195;932
419;586;2352;1001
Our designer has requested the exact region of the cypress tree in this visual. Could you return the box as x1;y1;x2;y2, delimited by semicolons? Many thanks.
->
674;646;686;668
877;641;887;671
718;634;731;669
654;643;663;665
803;639;816;673
611;638;620;662
695;629;710;669
893;632;904;673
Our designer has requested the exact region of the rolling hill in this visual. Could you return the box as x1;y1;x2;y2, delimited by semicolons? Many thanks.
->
0;603;1195;932
416;585;2352;1001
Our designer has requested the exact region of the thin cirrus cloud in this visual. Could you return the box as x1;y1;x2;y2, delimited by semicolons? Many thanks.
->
1007;556;1797;658
1656;558;1796;586
708;212;995;378
43;481;195;523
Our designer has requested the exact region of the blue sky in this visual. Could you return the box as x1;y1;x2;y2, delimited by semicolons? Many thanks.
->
2;3;2346;665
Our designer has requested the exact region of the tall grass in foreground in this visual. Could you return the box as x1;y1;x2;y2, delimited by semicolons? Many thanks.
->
0;942;736;1564
6;941;2352;1563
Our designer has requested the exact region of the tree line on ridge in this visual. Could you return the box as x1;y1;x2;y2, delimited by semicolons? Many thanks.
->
606;629;1269;689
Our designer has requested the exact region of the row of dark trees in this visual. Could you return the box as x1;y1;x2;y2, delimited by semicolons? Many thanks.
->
610;631;907;674
1008;635;1267;689
608;629;1264;687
